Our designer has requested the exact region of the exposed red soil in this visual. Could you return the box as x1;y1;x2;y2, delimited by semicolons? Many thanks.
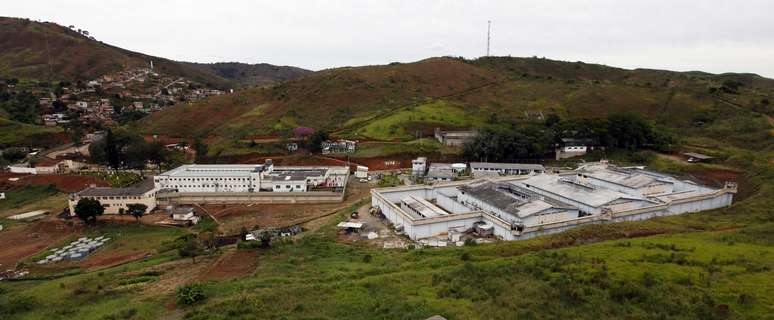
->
200;249;258;280
0;219;78;268
3;174;109;192
683;167;753;200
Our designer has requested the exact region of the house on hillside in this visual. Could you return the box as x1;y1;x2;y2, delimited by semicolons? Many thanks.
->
434;128;477;146
555;138;597;160
321;139;356;154
683;152;715;163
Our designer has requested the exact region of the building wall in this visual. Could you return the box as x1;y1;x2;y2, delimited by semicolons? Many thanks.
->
68;190;157;215
155;174;262;193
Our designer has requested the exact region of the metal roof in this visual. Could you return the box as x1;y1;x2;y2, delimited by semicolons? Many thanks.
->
77;178;156;197
683;152;714;160
517;174;645;208
469;162;545;171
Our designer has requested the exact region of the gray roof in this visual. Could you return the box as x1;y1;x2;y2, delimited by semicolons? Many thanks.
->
581;166;671;189
264;169;328;182
77;178;155;197
517;175;646;208
469;162;545;171
683;152;714;160
459;182;574;218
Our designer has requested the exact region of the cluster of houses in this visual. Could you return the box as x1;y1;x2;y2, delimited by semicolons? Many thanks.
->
37;67;225;127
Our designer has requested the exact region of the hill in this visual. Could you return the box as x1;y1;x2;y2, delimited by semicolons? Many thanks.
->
0;17;311;89
0;17;235;88
138;56;774;154
184;62;312;87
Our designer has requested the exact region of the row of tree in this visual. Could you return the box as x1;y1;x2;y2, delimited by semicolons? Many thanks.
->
463;113;674;162
73;198;147;224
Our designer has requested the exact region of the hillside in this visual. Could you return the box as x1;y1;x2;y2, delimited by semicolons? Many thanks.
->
184;62;312;87
0;17;311;89
138;56;774;153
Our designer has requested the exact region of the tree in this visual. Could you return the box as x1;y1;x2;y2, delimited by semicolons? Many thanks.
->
192;137;208;161
308;130;329;153
126;203;148;223
179;237;204;263
104;129;121;169
74;198;104;225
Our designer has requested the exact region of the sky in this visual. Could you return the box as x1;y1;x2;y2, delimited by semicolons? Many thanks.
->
4;0;774;77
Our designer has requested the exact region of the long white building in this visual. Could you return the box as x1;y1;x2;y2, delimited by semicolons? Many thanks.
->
371;161;736;241
154;160;348;193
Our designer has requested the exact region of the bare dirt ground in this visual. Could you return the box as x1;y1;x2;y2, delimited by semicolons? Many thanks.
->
335;203;408;248
137;256;218;295
200;249;258;280
0;172;109;192
0;218;78;269
204;179;373;234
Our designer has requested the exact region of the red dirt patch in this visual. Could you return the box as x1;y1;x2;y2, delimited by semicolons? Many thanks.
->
0;219;78;268
0;173;109;192
200;249;258;280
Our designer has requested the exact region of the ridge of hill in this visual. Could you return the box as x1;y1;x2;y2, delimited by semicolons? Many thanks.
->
0;17;311;89
183;62;313;87
138;56;774;153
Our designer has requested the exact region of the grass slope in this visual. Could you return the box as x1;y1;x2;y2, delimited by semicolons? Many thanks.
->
138;56;774;153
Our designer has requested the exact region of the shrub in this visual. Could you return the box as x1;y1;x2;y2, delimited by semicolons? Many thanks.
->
362;254;373;263
176;283;207;306
460;252;471;261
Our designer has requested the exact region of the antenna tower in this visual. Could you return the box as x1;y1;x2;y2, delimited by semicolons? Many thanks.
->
486;20;491;56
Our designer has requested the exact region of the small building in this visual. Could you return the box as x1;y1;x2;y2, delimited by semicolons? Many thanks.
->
683;152;714;163
469;162;546;176
427;163;454;182
68;179;157;215
434;128;477;146
170;207;200;225
321;139;356;154
555;138;594;160
412;157;427;176
355;166;369;179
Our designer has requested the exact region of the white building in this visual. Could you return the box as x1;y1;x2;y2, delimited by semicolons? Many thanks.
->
469;162;545;176
412;157;427;176
371;162;736;241
68;179;157;215
154;161;348;193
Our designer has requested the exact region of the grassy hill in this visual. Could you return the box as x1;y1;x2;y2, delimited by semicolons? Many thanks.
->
138;56;774;154
183;62;312;87
0;17;311;89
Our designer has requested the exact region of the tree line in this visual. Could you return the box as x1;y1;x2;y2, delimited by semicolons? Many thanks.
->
463;113;674;162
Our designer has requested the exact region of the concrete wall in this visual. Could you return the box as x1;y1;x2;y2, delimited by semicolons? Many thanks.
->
161;191;345;205
69;190;157;215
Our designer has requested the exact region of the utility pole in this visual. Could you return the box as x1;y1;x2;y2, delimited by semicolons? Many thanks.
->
486;20;491;57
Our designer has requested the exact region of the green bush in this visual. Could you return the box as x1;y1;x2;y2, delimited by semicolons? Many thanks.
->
176;283;207;306
237;240;263;250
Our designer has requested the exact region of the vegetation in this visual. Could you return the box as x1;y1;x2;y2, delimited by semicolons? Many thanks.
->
176;283;207;306
89;128;169;169
0;184;59;212
126;203;147;222
463;113;674;162
73;198;104;225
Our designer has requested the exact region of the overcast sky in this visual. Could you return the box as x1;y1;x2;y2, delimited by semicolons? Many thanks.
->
5;0;774;77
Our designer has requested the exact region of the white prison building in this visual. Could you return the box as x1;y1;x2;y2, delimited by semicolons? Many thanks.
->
371;161;736;241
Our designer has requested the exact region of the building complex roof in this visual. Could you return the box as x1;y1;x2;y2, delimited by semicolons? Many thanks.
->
469;162;545;171
77;178;156;197
517;174;645;207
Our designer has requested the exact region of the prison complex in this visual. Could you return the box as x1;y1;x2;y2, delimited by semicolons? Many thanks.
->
371;161;736;241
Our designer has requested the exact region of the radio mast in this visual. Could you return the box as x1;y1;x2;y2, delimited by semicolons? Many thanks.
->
486;20;491;56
